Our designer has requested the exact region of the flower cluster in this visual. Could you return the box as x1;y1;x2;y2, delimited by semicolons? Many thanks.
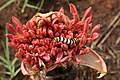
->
7;4;106;78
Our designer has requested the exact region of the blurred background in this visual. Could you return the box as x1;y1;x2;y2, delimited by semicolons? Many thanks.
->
0;0;120;80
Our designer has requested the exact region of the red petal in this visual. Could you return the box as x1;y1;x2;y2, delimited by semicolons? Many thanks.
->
59;7;64;13
61;44;68;50
82;7;92;22
38;58;45;68
88;23;92;29
69;3;79;23
7;23;17;34
42;26;47;36
47;64;58;71
60;56;70;63
42;54;50;62
56;52;63;63
87;15;92;23
83;19;89;33
75;57;81;64
51;48;56;56
79;49;107;78
48;29;54;38
83;47;91;53
6;34;14;40
91;24;100;34
16;26;23;35
8;42;16;48
91;32;100;40
26;21;33;30
86;38;92;44
32;64;39;70
12;16;23;27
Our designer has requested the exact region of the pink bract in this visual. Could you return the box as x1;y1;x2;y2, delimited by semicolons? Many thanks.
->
7;3;107;78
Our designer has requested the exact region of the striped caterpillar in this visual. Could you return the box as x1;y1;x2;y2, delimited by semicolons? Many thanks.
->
53;37;78;44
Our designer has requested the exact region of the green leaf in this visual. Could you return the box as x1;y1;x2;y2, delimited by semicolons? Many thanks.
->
5;27;10;62
3;64;11;71
11;66;15;75
14;67;21;76
2;42;7;60
4;71;11;75
0;56;8;64
11;58;18;66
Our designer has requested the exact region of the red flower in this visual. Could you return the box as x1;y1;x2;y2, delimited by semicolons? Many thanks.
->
7;3;107;78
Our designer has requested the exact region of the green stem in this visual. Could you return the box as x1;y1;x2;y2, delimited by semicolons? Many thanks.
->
0;0;15;11
37;0;45;12
21;0;28;13
26;4;39;9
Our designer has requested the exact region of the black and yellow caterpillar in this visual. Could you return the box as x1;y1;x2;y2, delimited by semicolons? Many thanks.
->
53;37;78;44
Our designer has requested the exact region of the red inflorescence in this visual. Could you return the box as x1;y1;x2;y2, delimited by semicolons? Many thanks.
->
7;4;100;73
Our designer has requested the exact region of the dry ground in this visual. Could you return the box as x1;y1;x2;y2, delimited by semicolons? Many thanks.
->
0;0;120;80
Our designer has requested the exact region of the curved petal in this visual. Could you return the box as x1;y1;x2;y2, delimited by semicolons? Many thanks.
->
79;49;107;78
21;62;29;75
21;62;36;75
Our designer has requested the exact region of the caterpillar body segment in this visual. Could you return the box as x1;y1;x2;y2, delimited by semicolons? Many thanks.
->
53;37;78;44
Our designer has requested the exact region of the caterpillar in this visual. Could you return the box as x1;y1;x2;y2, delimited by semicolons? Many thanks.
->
53;37;78;44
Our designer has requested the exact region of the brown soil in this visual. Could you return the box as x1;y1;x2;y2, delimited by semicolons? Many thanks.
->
0;0;120;80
